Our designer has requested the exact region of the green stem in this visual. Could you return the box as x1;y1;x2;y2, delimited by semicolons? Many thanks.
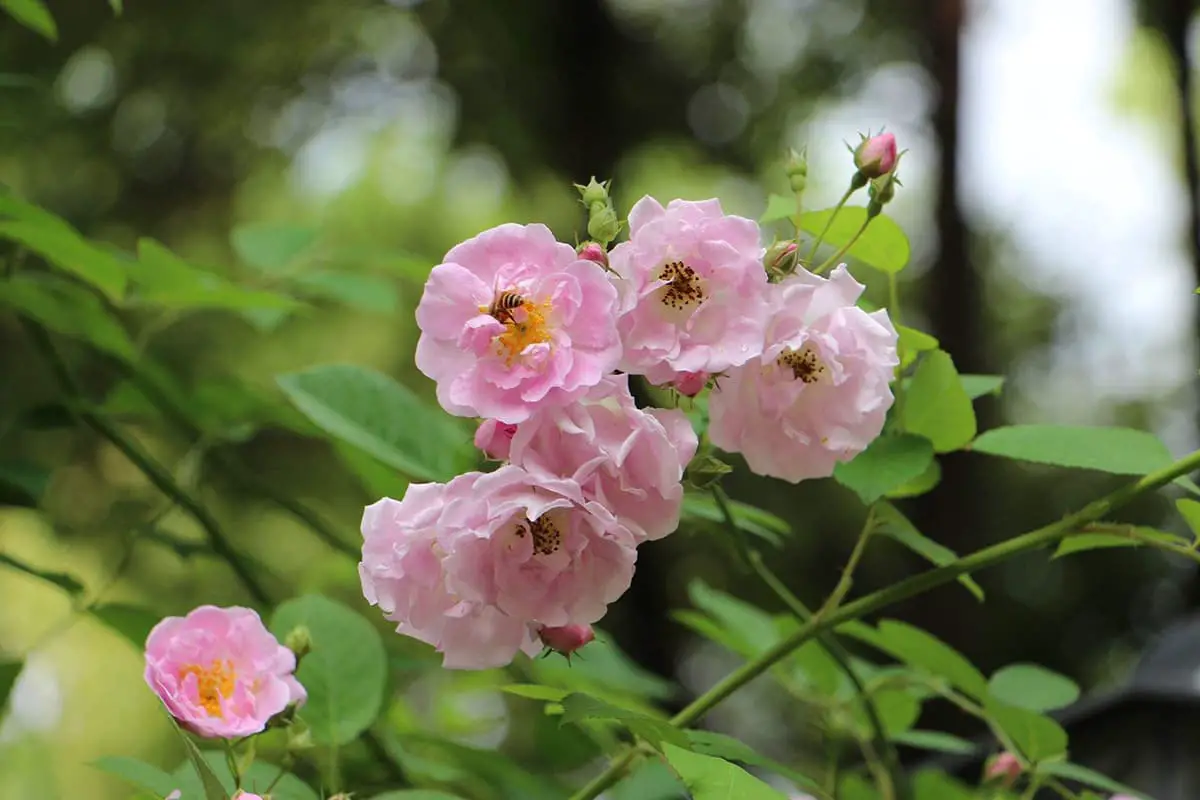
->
805;184;856;264
713;488;906;800
815;506;876;622
23;322;271;606
813;217;873;276
224;739;242;789
569;447;1200;800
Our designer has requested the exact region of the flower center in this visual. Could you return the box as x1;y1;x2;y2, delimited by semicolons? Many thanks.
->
178;659;237;717
480;293;553;365
515;514;565;556
654;260;706;317
776;344;829;385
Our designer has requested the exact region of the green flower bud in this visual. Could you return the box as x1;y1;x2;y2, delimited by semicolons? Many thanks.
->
685;453;733;490
785;147;808;195
284;624;313;661
587;204;621;245
575;176;610;208
764;240;799;277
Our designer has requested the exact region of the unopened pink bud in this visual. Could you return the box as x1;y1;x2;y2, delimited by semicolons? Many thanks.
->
984;751;1022;786
233;792;264;800
539;624;595;656
671;371;709;398
577;241;609;269
474;419;518;461
854;132;897;179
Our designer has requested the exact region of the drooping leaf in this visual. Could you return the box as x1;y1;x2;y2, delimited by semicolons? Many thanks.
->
130;238;301;313
833;433;934;504
1053;527;1186;558
0;274;136;359
0;0;56;40
1035;761;1148;798
872;502;984;600
988;663;1080;712
680;493;788;546
903;350;976;452
662;743;789;800
0;552;84;595
798;206;910;274
559;693;686;750
982;697;1068;762
685;730;824;794
891;729;976;755
91;603;160;649
845;619;988;699
1177;498;1200;543
269;594;387;745
231;222;319;273
171;724;229;800
0;220;126;298
92;756;179;797
276;364;473;482
760;193;798;224
971;425;1178;477
290;270;399;313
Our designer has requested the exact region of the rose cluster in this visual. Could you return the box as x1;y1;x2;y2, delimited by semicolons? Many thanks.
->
359;192;899;669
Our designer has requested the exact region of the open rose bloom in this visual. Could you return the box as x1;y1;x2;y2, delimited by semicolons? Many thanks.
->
610;197;769;385
709;265;899;483
359;466;637;669
415;223;622;424
144;606;306;738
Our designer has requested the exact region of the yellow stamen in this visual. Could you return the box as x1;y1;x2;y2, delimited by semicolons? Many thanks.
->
179;659;237;717
494;299;553;365
777;344;828;384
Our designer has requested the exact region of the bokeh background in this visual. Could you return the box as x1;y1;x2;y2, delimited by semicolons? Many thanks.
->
3;0;1200;797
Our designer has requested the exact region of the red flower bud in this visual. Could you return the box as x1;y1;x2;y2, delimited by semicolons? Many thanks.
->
576;241;609;269
854;132;897;179
983;751;1022;787
474;419;518;461
538;624;595;657
671;371;709;398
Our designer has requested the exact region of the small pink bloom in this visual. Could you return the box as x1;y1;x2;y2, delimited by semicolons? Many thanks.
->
474;419;518;461
415;223;622;424
576;241;609;269
610;197;770;386
233;793;264;800
144;606;306;739
359;466;637;670
709;265;898;483
671;370;709;398
539;623;595;655
508;375;698;542
855;132;897;178
984;751;1022;785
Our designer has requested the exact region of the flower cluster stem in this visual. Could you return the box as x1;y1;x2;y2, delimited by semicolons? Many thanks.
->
805;184;856;265
568;447;1200;800
813;216;874;275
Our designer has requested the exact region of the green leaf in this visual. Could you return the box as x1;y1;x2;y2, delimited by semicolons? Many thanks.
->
90;603;159;649
884;458;942;500
834;433;934;504
0;660;21;710
171;750;319;800
0;220;126;298
873;502;984;601
0;274;135;359
1178;498;1200;542
971;424;1178;477
846;619;988;698
891;729;976;755
367;793;467;800
662;743;788;799
92;756;179;797
0;552;84;595
959;374;1005;400
276;364;473;482
982;697;1068;762
1054;526;1186;558
1035;761;1148;798
684;454;733;490
685;730;823;793
231;222;319;272
606;761;687;800
528;629;676;702
988;663;1079;712
687;580;780;657
911;769;977;800
560;693;686;750
0;460;49;507
290;270;398;313
131;238;301;312
897;325;938;369
108;0;121;14
500;684;569;702
903;350;976;452
799;206;910;274
269;594;386;745
172;726;228;800
680;493;788;546
0;0;56;40
760;193;798;224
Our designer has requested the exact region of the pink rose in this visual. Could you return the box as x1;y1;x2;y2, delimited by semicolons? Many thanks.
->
415;223;622;424
709;265;898;483
508;375;698;541
474;419;518;461
610;197;770;386
538;623;595;656
359;466;637;670
144;606;306;739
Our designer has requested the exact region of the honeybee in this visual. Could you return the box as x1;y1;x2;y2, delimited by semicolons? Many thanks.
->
488;290;525;324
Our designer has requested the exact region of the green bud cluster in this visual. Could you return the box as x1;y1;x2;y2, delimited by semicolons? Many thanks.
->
575;176;621;245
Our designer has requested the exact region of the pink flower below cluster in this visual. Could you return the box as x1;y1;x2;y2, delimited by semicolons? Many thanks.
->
415;223;622;424
610;197;769;386
359;467;637;669
144;606;306;739
709;265;898;483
